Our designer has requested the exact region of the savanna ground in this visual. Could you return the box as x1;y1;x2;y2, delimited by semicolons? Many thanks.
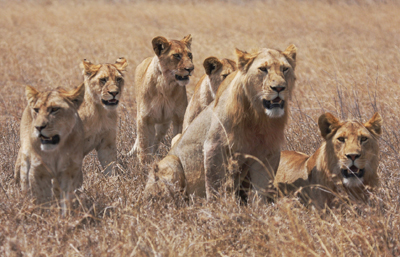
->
1;0;400;256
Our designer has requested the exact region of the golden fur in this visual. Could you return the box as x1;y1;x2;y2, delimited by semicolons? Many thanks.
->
78;57;128;175
14;84;85;206
275;112;382;209
144;45;297;200
171;57;236;147
128;35;194;163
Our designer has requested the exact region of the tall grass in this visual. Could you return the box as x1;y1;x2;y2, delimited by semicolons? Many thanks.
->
1;0;400;255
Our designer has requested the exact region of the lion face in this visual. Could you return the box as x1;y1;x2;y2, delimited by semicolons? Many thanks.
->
25;84;85;152
152;35;194;87
203;57;236;97
319;113;382;188
81;57;128;110
236;45;297;118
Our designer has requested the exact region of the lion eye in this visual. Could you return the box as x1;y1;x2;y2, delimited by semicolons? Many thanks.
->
361;137;368;142
100;78;108;85
259;67;268;73
116;77;123;84
50;107;60;114
222;74;229;80
188;53;193;60
337;137;345;142
173;54;182;60
33;108;39;113
283;67;289;74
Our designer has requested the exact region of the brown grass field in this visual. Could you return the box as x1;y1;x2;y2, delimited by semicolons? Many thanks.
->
1;0;400;256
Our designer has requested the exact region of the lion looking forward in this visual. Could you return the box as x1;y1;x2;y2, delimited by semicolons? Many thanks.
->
14;84;85;207
128;35;194;164
274;112;382;209
79;57;128;175
144;45;297;201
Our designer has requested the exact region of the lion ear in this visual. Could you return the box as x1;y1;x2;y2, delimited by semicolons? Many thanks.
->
235;48;256;72
64;83;85;109
318;113;341;139
283;44;297;69
152;36;171;56
25;85;39;106
114;57;128;72
203;57;223;76
365;112;382;136
182;34;192;48
80;59;101;76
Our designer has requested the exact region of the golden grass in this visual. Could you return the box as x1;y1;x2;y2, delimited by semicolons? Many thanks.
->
1;0;400;255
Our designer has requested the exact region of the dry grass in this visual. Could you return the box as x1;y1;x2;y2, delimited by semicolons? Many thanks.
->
1;0;400;256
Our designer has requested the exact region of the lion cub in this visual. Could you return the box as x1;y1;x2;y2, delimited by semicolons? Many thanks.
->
274;112;382;209
183;57;236;130
79;58;128;175
14;84;85;205
128;35;194;164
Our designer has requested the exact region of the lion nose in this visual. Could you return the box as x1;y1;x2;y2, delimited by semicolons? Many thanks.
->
108;91;119;97
346;154;361;161
35;125;46;132
271;86;285;93
185;67;194;74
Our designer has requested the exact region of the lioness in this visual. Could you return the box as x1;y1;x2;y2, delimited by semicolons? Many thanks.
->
79;57;128;175
128;35;194;163
144;45;297;200
183;57;236;130
274;112;382;209
14;84;85;205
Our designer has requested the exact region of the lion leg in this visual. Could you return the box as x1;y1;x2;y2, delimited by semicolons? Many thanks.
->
17;153;31;195
131;116;155;163
247;156;279;201
153;122;170;154
204;140;227;200
29;165;52;205
57;166;83;215
144;155;186;199
96;130;117;176
172;116;183;137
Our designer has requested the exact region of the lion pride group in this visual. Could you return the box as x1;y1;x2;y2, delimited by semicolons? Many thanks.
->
14;34;382;212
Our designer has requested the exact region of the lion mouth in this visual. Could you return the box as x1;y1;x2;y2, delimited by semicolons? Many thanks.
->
175;75;190;81
341;165;365;178
102;99;119;106
263;97;285;110
39;134;60;145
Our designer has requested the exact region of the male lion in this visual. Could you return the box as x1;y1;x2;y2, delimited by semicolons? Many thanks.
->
128;35;194;163
14;84;85;206
144;45;297;200
274;112;382;209
79;57;128;175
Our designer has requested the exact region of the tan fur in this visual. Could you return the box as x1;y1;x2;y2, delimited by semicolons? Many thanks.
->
144;45;297;200
183;57;236;131
128;35;194;163
78;57;128;175
275;112;382;209
14;84;85;208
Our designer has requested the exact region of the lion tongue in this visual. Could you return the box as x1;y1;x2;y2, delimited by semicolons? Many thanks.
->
272;97;281;103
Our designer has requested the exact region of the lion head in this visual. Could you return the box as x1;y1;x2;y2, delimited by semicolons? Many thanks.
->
80;57;128;110
231;45;297;119
203;57;236;97
25;83;85;151
152;34;194;87
318;112;382;189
